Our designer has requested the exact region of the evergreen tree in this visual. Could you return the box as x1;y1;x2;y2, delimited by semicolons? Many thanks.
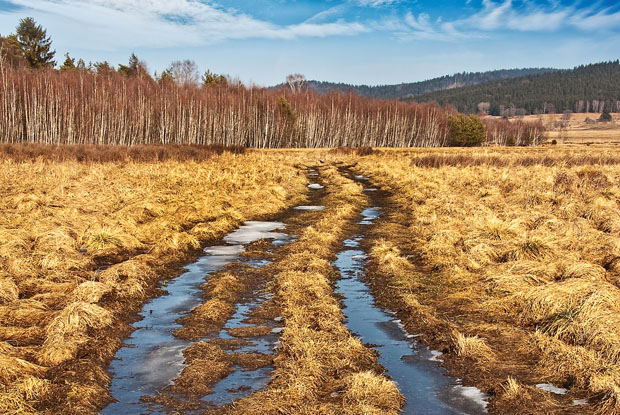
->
118;53;151;80
15;17;56;68
202;69;227;86
59;53;75;71
93;61;115;75
0;35;27;68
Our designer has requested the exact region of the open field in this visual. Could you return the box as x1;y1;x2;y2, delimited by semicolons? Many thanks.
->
0;146;309;414
354;146;620;414
3;145;620;414
485;113;620;144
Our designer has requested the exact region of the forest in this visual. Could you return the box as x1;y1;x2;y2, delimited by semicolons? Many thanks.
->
0;18;544;148
282;68;555;100
411;61;620;116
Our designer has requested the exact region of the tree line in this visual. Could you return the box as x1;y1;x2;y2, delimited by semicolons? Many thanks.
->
283;68;555;100
410;61;620;116
0;17;544;148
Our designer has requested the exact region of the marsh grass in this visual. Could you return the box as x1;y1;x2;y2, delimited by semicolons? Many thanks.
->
0;148;309;413
356;146;620;413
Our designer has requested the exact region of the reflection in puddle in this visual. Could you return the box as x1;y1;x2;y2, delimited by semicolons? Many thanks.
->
104;221;290;415
335;207;488;414
201;294;279;405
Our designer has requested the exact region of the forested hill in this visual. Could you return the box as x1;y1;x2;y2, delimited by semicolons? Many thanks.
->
410;61;620;115
273;68;554;99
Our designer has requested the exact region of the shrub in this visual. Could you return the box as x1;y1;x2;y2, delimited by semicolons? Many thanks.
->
599;109;613;122
448;114;486;147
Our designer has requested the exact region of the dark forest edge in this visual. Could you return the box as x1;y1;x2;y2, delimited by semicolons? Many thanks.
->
0;17;544;148
271;68;556;100
410;61;620;116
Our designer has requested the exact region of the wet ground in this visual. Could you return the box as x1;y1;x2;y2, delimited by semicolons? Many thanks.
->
333;182;490;414
103;222;292;414
104;166;492;414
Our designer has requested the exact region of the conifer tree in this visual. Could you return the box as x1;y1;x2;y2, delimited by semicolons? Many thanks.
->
15;17;56;68
59;53;75;71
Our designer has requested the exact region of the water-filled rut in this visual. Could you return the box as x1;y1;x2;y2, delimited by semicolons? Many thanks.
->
103;167;327;414
334;175;490;414
103;222;291;414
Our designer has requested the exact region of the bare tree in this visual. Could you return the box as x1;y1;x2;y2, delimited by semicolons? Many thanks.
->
167;59;200;87
286;73;306;93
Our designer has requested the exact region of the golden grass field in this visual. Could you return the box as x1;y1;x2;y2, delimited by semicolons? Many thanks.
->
513;113;620;144
0;148;310;414
3;145;620;414
354;146;620;414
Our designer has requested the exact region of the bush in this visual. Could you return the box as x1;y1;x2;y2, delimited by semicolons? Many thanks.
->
448;114;486;147
551;139;557;145
599;109;612;122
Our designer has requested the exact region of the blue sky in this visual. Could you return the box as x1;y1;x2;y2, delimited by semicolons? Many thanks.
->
0;0;619;86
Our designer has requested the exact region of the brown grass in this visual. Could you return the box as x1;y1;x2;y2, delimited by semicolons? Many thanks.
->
355;146;620;413
0;147;310;413
228;164;403;415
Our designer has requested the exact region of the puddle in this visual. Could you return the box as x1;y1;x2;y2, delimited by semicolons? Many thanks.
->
201;293;279;405
308;183;324;189
294;205;326;211
364;188;378;192
224;221;289;245
334;207;488;414
103;221;290;415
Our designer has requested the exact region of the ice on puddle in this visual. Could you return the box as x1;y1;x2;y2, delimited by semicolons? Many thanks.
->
454;385;490;411
204;245;245;255
271;327;284;334
429;350;443;361
308;183;324;189
224;221;287;245
294;205;326;211
536;383;568;395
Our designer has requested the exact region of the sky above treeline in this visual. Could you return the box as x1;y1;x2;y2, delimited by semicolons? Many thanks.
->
0;0;619;86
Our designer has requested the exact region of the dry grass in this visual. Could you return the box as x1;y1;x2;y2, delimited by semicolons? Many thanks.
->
230;164;403;415
355;146;620;413
0;146;310;413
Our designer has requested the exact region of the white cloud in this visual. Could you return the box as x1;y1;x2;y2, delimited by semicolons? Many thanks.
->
355;0;400;7
394;1;620;41
1;0;368;49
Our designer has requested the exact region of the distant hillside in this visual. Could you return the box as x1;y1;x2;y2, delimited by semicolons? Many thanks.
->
411;61;620;115
273;68;555;100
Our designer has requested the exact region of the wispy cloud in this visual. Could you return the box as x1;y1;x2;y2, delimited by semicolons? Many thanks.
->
393;1;620;41
354;0;401;7
1;0;368;49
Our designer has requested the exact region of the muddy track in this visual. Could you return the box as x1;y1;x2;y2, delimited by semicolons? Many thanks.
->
104;162;496;415
103;165;334;414
346;163;590;414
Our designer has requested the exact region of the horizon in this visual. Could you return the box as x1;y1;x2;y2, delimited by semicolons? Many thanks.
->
1;1;619;87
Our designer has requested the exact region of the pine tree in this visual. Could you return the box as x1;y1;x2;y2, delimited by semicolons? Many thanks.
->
118;53;151;80
59;53;75;71
15;17;56;68
202;69;227;86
